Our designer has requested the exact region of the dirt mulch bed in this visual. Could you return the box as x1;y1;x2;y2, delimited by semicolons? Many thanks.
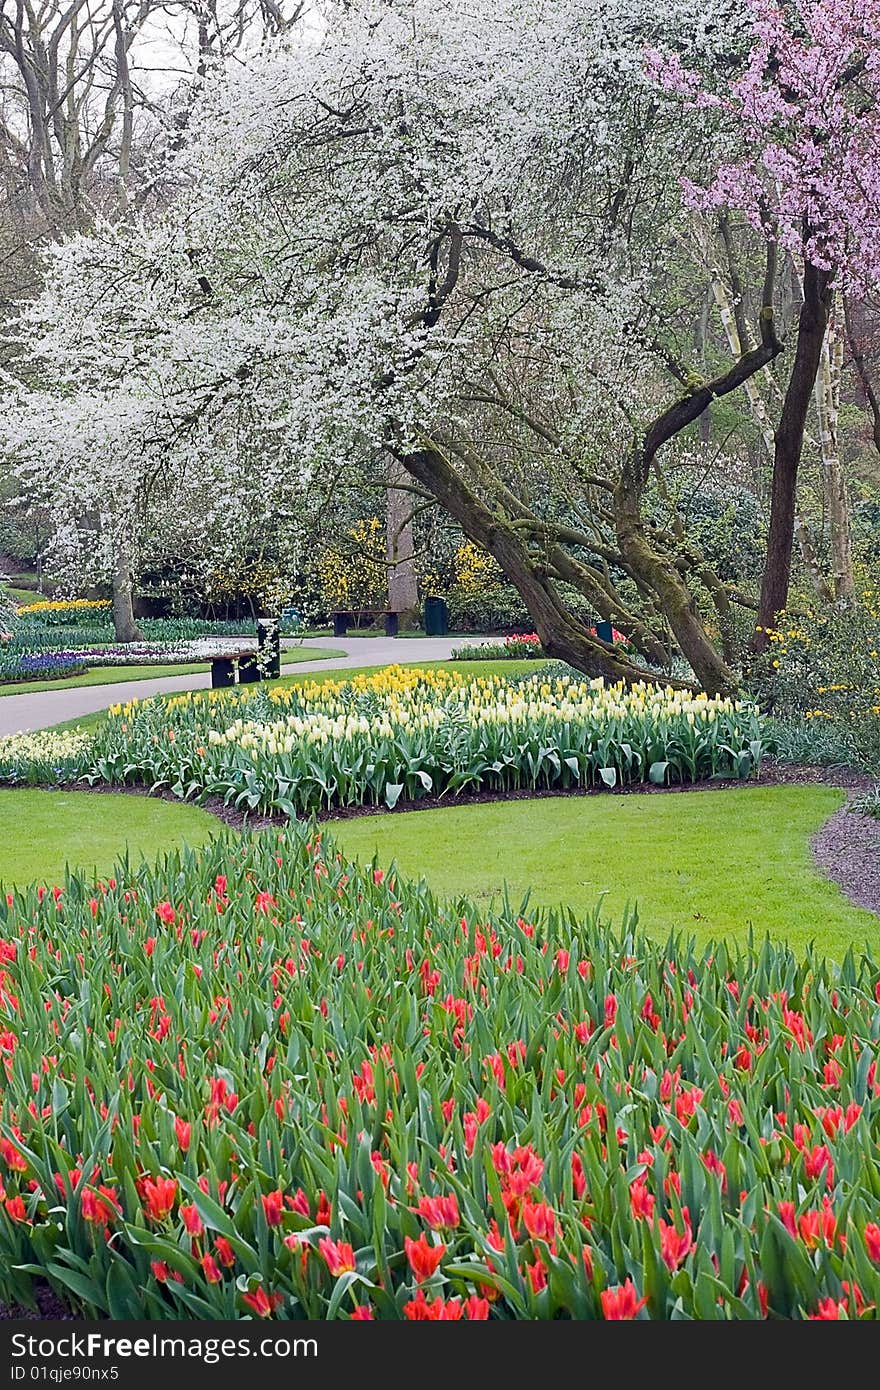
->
811;800;880;917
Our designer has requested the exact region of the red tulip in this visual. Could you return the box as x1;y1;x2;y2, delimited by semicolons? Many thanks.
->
525;1257;547;1294
141;1175;177;1222
215;1237;236;1268
405;1233;445;1282
865;1223;880;1263
4;1195;27;1222
0;1138;27;1172
659;1216;693;1271
180;1203;204;1237
522;1200;557;1247
809;1298;847;1320
241;1287;283;1318
778;1201;797;1238
798;1201;838;1250
601;1279;647;1320
417;1193;460;1230
804;1145;834;1188
629;1177;655;1221
404;1292;464;1320
81;1185;120;1226
262;1190;284;1227
319;1237;356;1276
702;1150;727;1190
465;1295;490;1319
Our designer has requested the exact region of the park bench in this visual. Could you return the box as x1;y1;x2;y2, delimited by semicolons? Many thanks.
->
208;643;261;689
332;608;399;638
201;622;282;688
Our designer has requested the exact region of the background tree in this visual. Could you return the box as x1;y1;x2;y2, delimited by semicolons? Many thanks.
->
651;0;880;644
0;0;305;637
2;0;877;691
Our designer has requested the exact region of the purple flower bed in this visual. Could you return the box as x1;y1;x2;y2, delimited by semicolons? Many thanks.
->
5;652;88;683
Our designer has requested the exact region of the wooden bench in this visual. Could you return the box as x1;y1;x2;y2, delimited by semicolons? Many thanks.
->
332;608;399;638
209;645;261;688
210;621;282;687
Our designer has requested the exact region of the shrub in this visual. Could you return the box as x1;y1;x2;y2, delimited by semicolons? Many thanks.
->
317;518;387;612
1;824;880;1320
442;544;530;633
748;594;880;769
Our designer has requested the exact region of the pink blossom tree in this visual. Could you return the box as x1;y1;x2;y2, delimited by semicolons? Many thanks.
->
649;0;880;642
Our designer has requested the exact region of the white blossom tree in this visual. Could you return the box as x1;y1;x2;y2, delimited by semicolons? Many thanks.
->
4;0;824;685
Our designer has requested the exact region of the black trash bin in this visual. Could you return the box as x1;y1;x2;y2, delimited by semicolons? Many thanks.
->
257;617;281;679
424;595;448;637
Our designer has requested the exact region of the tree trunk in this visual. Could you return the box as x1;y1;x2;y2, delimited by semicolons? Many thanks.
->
400;444;728;692
704;235;833;604
816;320;855;604
614;462;734;695
112;545;143;643
753;262;834;648
386;455;419;618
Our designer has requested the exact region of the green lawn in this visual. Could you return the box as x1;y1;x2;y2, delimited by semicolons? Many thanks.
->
328;786;878;958
0;788;219;886
0;645;337;697
2;586;39;606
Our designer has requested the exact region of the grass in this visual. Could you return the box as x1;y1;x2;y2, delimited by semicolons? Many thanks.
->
0;645;337;697
2;585;39;606
42;659;549;733
0;787;219;886
328;785;879;958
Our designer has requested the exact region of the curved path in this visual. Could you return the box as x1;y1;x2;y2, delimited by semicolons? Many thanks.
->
0;635;470;736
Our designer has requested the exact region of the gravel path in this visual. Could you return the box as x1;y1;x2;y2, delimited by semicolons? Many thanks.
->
0;635;471;736
811;799;880;917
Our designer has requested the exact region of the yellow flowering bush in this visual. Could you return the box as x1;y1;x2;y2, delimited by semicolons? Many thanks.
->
317;517;387;610
751;592;880;765
442;542;529;631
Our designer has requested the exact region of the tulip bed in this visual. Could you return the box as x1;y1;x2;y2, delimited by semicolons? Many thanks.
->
0;666;765;815
1;823;880;1321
